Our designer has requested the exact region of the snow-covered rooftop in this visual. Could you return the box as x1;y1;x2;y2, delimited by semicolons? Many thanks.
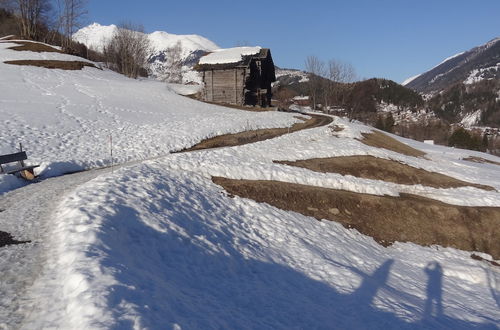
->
198;46;261;65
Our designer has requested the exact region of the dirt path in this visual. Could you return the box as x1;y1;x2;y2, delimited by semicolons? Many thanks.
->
176;113;333;152
212;177;500;259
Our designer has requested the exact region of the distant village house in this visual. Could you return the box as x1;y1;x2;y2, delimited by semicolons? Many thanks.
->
196;47;276;107
292;95;310;107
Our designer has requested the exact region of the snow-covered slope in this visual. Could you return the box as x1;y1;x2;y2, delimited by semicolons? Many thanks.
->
1;39;500;329
147;30;219;58
274;67;310;87
73;23;220;82
403;38;500;128
73;23;219;56
0;39;298;192
71;23;118;52
403;37;500;94
4;116;500;329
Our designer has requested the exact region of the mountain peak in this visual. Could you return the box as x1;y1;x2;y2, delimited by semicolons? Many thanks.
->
73;23;219;55
403;37;500;94
73;23;220;84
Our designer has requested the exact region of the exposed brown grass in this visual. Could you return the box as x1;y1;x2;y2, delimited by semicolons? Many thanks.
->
7;40;63;53
184;95;277;112
360;131;426;158
203;99;277;112
275;155;495;191
4;60;97;70
471;254;500;267
0;35;20;41
213;177;500;259
463;156;500;166
176;114;333;152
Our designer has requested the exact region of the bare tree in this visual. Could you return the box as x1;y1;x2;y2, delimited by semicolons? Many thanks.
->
6;0;51;39
56;0;87;50
103;23;150;79
304;55;325;110
326;59;356;111
159;41;183;83
275;87;295;110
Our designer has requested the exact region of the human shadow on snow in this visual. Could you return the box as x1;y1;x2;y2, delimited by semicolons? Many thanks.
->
95;194;498;330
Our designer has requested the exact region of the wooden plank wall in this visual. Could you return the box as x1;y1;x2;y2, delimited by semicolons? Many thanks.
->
203;69;247;105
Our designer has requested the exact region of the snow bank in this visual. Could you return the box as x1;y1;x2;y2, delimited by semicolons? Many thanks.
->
20;164;500;328
165;82;202;95
199;46;261;65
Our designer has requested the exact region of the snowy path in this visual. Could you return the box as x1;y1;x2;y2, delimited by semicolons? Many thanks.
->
0;113;334;329
0;167;111;328
11;162;500;329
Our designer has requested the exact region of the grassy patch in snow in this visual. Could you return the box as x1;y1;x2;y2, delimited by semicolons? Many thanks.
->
213;177;500;259
360;131;426;158
195;98;278;112
463;156;500;166
275;155;495;191
7;41;63;53
177;114;333;152
4;59;97;70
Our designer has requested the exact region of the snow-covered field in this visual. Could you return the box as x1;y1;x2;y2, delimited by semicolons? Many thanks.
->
1;40;500;329
0;40;299;193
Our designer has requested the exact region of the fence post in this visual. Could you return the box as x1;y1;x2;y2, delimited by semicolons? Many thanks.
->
110;134;113;173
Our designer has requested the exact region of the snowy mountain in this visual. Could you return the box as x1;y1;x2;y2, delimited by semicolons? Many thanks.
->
1;38;500;329
403;37;500;94
403;38;500;128
73;23;220;83
274;67;310;86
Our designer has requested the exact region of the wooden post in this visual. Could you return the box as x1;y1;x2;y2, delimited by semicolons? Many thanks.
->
110;134;113;173
18;143;25;167
234;69;238;104
211;69;214;102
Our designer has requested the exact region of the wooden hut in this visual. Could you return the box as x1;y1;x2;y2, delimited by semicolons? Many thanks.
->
195;47;276;107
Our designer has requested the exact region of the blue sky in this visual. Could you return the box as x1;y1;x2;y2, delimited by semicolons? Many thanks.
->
87;0;500;83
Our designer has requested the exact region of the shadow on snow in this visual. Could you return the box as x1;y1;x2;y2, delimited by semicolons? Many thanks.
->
93;179;498;330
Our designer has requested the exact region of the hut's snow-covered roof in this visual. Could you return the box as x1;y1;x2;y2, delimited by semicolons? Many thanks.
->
198;46;262;65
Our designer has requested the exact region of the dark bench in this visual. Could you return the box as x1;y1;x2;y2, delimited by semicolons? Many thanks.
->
0;145;40;180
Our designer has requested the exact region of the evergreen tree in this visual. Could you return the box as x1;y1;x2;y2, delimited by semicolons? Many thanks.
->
482;134;489;152
384;113;395;133
375;115;385;130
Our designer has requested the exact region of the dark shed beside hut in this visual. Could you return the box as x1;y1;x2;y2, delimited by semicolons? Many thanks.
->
195;47;276;107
